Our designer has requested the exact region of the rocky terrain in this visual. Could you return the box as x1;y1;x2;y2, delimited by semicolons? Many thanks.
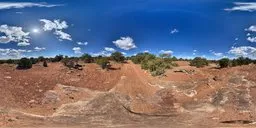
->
0;61;256;128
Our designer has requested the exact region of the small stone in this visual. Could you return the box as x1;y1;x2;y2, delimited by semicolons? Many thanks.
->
4;76;11;79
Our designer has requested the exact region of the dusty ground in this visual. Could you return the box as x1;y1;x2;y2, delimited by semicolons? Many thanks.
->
0;61;255;128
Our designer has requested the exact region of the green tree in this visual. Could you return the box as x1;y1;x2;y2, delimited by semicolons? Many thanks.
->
17;58;32;69
81;53;93;63
190;57;209;68
219;58;230;68
111;52;125;63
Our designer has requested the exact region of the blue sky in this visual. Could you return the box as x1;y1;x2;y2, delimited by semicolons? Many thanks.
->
0;0;256;59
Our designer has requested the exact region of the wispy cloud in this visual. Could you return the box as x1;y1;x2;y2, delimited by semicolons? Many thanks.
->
225;2;256;12
0;2;63;10
228;46;256;58
104;47;116;52
77;42;88;46
170;28;179;34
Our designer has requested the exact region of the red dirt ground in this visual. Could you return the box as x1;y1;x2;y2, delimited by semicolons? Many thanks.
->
0;61;256;127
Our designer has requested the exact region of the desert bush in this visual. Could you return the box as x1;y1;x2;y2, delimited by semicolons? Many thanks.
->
231;57;252;66
131;53;156;64
190;57;209;68
17;58;32;69
81;53;93;63
96;57;110;69
38;56;45;62
219;58;230;68
6;59;15;64
52;55;64;62
141;59;170;76
43;60;48;67
111;52;125;63
30;57;38;64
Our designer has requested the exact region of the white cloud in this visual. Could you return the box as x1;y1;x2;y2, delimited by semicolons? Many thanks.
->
77;42;88;46
247;33;251;36
246;25;256;32
113;37;136;50
170;28;179;34
40;19;72;41
144;50;150;53
159;50;173;55
54;30;72;41
72;47;82;54
91;51;111;57
0;25;30;46
225;2;256;12
210;50;223;57
0;2;63;10
104;47;116;52
247;37;256;43
34;47;46;51
121;52;127;55
228;46;256;58
0;48;29;59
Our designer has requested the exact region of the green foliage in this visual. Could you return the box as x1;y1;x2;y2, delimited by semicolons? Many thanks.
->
96;57;110;69
43;60;48;67
111;52;125;63
131;53;156;64
231;57;252;66
190;57;209;68
30;57;38;64
218;58;230;68
141;59;170;76
17;58;32;69
52;55;64;62
38;56;45;62
6;59;15;64
81;53;93;63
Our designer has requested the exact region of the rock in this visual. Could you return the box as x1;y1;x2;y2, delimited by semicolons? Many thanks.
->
42;90;60;104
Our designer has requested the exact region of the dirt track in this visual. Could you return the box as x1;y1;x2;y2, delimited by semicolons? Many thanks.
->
0;61;256;127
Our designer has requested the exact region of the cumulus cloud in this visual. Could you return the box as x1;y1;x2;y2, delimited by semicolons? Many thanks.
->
72;47;82;54
170;28;179;34
113;37;136;50
225;2;256;12
159;50;173;56
0;2;63;10
247;37;256;43
0;25;30;46
77;42;88;46
228;46;256;58
246;25;256;32
104;47;116;52
54;30;72;41
40;19;72;41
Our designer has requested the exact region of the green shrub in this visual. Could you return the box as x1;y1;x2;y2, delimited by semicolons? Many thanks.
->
141;59;170;76
52;55;64;62
190;57;209;68
81;53;93;63
96;58;110;69
17;58;32;69
131;53;156;64
30;57;38;64
219;58;230;68
6;59;15;64
111;52;125;63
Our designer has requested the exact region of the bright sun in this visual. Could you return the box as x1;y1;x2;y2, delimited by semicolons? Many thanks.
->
32;28;40;34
